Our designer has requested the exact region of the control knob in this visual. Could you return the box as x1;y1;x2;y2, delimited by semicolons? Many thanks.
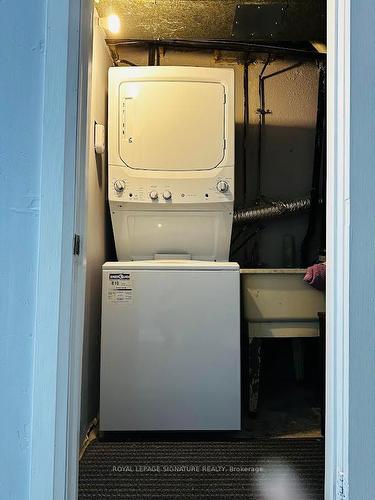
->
114;179;126;193
217;180;229;193
149;191;159;200
163;190;172;200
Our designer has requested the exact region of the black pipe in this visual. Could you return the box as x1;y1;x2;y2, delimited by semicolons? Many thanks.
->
300;63;326;266
262;61;303;82
243;59;249;205
106;39;326;61
319;130;327;257
256;56;271;202
148;44;156;65
156;46;161;66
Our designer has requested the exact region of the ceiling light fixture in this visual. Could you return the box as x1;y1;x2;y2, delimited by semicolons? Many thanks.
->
99;14;121;34
107;14;121;34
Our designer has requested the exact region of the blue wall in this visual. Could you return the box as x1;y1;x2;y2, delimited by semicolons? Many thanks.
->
349;1;375;497
0;1;46;498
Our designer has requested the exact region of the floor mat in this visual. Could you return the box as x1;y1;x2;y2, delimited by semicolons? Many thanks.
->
79;438;324;499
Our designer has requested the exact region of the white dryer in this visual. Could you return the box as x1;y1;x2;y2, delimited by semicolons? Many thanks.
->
107;66;235;261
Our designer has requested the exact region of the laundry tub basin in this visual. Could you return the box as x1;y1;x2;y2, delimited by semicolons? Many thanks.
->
241;269;325;338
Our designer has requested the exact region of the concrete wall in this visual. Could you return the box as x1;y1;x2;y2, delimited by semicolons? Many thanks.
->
247;60;320;267
0;1;46;498
80;14;113;442
115;46;320;267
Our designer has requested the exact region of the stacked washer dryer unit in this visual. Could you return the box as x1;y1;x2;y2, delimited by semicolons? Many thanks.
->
100;66;241;432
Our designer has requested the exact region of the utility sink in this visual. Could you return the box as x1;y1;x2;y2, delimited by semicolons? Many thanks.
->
241;269;325;338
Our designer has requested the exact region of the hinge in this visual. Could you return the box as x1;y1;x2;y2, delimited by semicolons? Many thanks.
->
337;471;348;499
223;138;227;150
224;93;227;104
73;234;80;256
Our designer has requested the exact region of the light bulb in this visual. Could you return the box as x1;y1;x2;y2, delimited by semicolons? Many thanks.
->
107;14;120;34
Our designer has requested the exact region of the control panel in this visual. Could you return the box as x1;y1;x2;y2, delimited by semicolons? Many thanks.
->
109;174;234;205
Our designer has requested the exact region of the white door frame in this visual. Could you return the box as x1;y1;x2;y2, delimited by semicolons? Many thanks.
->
30;1;93;499
30;0;351;499
325;0;350;497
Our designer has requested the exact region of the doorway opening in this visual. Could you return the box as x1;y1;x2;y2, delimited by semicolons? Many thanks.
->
76;2;327;498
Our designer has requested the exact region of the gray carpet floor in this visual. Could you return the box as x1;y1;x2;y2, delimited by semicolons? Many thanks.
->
79;438;324;499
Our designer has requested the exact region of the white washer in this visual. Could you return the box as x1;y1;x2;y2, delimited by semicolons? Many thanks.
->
100;260;241;431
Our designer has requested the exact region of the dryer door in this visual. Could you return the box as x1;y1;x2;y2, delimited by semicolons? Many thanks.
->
119;80;226;171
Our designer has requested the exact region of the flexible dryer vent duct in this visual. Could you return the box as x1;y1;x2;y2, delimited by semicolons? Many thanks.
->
233;197;313;225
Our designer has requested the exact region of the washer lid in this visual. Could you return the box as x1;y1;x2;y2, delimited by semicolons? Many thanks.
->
103;260;239;271
119;80;226;171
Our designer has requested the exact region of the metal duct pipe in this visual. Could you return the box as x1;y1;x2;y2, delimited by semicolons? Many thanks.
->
233;197;313;225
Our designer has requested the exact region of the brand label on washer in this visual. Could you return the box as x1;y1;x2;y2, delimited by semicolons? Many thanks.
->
108;273;133;304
